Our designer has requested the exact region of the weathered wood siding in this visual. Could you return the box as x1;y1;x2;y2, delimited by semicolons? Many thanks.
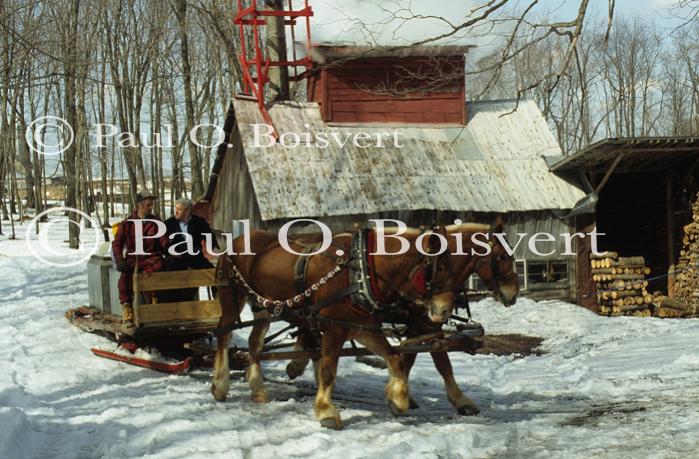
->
210;123;264;233
308;56;466;125
575;214;597;311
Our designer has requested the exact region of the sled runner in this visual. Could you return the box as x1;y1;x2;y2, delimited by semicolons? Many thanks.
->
91;343;193;374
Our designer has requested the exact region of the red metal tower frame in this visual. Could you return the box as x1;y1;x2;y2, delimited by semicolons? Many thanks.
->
234;0;314;135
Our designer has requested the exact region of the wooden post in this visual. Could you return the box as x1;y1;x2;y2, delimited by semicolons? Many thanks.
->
133;257;140;327
667;171;675;297
575;214;597;311
595;153;624;194
265;0;290;101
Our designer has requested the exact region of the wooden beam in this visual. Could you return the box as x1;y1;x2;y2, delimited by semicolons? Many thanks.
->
255;336;475;361
136;268;217;291
595;153;624;194
137;299;222;324
575;170;595;194
667;171;675;297
133;263;141;327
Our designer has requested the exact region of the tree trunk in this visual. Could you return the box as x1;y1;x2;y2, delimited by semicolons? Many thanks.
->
63;0;81;249
17;88;36;209
175;0;204;199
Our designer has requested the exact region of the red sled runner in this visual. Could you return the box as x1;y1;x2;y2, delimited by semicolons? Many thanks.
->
91;342;193;374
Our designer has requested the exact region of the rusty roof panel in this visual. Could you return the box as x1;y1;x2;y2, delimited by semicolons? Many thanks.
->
550;136;699;173
232;99;585;220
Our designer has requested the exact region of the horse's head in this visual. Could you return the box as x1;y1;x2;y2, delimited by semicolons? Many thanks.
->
410;228;473;324
429;217;519;314
471;218;519;306
387;220;518;323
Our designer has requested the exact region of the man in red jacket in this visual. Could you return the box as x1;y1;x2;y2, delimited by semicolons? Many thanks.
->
112;191;168;326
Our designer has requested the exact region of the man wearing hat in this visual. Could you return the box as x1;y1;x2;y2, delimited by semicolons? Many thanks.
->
162;197;218;302
112;191;168;327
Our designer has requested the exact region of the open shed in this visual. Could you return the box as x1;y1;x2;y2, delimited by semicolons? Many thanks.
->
551;137;699;309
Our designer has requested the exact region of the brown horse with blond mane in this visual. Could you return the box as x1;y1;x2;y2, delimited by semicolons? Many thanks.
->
211;220;518;429
284;219;519;416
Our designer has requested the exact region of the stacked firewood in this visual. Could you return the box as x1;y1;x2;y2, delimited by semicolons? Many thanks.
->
592;252;653;317
655;195;699;317
653;296;698;318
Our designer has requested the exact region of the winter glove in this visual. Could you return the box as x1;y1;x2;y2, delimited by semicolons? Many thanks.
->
117;259;128;272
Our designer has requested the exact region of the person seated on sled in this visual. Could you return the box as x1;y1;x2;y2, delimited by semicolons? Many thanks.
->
162;198;218;302
112;191;168;326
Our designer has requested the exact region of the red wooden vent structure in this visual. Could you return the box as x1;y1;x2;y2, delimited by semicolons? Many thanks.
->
307;46;469;125
234;0;314;136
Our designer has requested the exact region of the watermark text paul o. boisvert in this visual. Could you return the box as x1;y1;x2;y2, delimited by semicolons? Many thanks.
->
25;117;407;156
25;116;228;156
128;218;606;259
24;216;607;267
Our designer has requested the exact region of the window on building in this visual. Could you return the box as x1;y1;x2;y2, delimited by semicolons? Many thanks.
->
525;260;569;289
515;260;526;290
467;259;568;293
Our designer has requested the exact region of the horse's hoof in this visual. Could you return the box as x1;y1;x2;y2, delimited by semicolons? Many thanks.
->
251;392;269;403
320;417;343;430
457;404;480;416
286;361;307;380
388;400;408;417
211;385;228;402
408;396;420;410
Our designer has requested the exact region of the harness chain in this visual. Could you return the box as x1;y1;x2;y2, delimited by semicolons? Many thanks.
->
228;258;349;317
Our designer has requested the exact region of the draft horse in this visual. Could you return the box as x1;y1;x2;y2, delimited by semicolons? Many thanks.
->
211;221;518;429
285;220;519;416
400;221;518;415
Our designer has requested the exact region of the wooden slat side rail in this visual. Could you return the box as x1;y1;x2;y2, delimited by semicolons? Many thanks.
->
139;318;220;330
135;269;217;292
137;299;222;324
133;265;141;327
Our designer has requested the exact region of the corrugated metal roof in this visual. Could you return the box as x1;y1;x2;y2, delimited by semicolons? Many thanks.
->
550;136;699;173
233;98;585;221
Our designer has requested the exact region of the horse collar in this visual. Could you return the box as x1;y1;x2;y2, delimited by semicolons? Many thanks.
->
348;228;382;313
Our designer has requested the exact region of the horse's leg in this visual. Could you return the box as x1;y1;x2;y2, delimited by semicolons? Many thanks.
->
311;356;320;386
355;332;410;416
314;328;347;429
430;351;479;415
247;308;271;403
401;352;420;409
211;331;231;401
211;286;240;402
286;331;312;380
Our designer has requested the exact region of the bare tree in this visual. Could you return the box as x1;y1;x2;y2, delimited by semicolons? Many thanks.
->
173;0;205;199
100;0;170;204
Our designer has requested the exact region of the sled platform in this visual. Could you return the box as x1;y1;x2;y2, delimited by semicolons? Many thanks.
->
65;306;217;339
91;344;193;374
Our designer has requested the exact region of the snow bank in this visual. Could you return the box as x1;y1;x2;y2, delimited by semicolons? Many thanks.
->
2;218;699;458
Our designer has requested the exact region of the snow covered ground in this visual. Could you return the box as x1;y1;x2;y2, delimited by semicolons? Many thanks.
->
2;216;699;458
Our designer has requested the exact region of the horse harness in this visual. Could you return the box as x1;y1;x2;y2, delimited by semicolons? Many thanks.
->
471;239;519;289
216;228;451;335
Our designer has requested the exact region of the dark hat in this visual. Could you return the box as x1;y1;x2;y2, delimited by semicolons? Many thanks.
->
135;190;157;202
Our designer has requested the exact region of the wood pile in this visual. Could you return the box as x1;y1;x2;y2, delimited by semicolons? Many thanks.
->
656;194;699;318
592;251;654;317
653;296;698;318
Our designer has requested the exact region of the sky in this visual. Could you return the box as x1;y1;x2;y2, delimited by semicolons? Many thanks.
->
301;0;689;47
561;0;686;26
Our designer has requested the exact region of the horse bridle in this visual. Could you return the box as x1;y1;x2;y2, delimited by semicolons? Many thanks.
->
408;228;519;299
473;236;518;292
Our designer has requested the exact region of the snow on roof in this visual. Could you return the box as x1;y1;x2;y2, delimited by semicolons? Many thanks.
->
308;44;473;64
230;98;585;221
